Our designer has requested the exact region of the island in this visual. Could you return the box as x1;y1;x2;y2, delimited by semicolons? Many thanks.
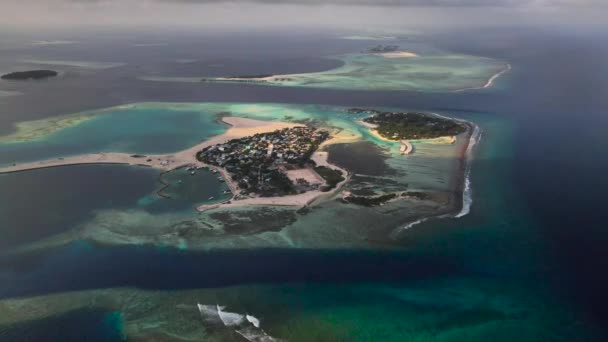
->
0;116;349;213
1;70;58;80
367;44;400;53
360;109;466;140
351;108;465;155
0;102;480;252
146;51;508;92
198;126;331;197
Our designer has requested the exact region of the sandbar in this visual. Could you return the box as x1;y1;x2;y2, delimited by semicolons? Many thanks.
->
376;51;418;58
0;116;349;212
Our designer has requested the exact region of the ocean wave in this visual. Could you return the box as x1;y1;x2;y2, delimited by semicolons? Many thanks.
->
198;303;279;341
217;305;245;326
247;314;261;328
389;115;481;239
455;123;482;218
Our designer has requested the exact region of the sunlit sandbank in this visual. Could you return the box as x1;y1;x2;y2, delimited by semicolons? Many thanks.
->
31;40;80;46
199;52;508;92
0;102;476;252
0;116;300;173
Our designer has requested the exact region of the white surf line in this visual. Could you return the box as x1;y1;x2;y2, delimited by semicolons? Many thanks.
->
453;63;512;92
389;113;481;239
483;63;512;88
198;303;278;342
455;122;482;218
428;112;481;219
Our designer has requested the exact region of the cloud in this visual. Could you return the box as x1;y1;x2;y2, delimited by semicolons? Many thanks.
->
17;0;608;7
1;0;605;31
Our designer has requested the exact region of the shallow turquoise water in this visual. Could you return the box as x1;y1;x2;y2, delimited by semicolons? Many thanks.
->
0;105;227;165
0;104;600;340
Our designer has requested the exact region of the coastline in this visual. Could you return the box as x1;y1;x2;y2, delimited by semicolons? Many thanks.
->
375;51;418;58
0;117;302;174
389;118;480;238
350;113;478;240
0;116;350;213
357;119;454;155
197;140;351;212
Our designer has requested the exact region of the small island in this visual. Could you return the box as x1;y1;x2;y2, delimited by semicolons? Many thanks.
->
1;70;58;80
197;126;340;197
367;45;400;53
355;109;466;141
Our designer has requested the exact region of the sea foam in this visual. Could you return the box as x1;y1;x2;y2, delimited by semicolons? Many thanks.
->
197;303;278;341
455;123;482;218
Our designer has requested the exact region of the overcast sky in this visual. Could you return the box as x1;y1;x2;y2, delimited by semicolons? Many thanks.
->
2;0;605;32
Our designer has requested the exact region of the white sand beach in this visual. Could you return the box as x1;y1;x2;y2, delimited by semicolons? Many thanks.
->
377;51;418;58
1;116;349;212
0;117;302;174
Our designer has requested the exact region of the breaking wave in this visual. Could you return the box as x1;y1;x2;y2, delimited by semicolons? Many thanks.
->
455;122;481;218
390;114;481;239
197;303;279;341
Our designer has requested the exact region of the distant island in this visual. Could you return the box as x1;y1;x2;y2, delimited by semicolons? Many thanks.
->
353;109;466;141
224;74;274;79
1;70;58;80
367;45;400;53
201;74;293;83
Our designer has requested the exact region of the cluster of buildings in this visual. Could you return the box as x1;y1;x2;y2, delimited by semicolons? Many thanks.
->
197;127;329;197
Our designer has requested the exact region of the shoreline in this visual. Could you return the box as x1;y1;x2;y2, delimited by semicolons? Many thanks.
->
375;51;418;58
0;117;302;174
389;116;480;238
0;116;350;213
357;119;454;155
196;144;350;212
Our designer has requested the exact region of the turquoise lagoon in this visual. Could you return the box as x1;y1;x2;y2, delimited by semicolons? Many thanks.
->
144;52;507;92
0;111;596;341
0;102;473;251
257;53;507;92
0;103;227;165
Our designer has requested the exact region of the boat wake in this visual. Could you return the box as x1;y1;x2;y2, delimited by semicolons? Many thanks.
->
197;303;279;341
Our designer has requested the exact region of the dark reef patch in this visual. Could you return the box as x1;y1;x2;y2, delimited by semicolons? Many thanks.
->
326;141;395;176
209;208;297;235
1;70;58;81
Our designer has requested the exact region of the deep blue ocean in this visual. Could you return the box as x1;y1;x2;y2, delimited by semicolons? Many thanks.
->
0;29;607;340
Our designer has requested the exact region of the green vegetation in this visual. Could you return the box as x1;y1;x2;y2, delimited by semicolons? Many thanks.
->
367;45;399;53
359;109;466;140
198;127;329;197
314;166;345;191
1;70;58;80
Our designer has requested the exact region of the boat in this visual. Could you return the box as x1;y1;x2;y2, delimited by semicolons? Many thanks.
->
208;196;214;200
